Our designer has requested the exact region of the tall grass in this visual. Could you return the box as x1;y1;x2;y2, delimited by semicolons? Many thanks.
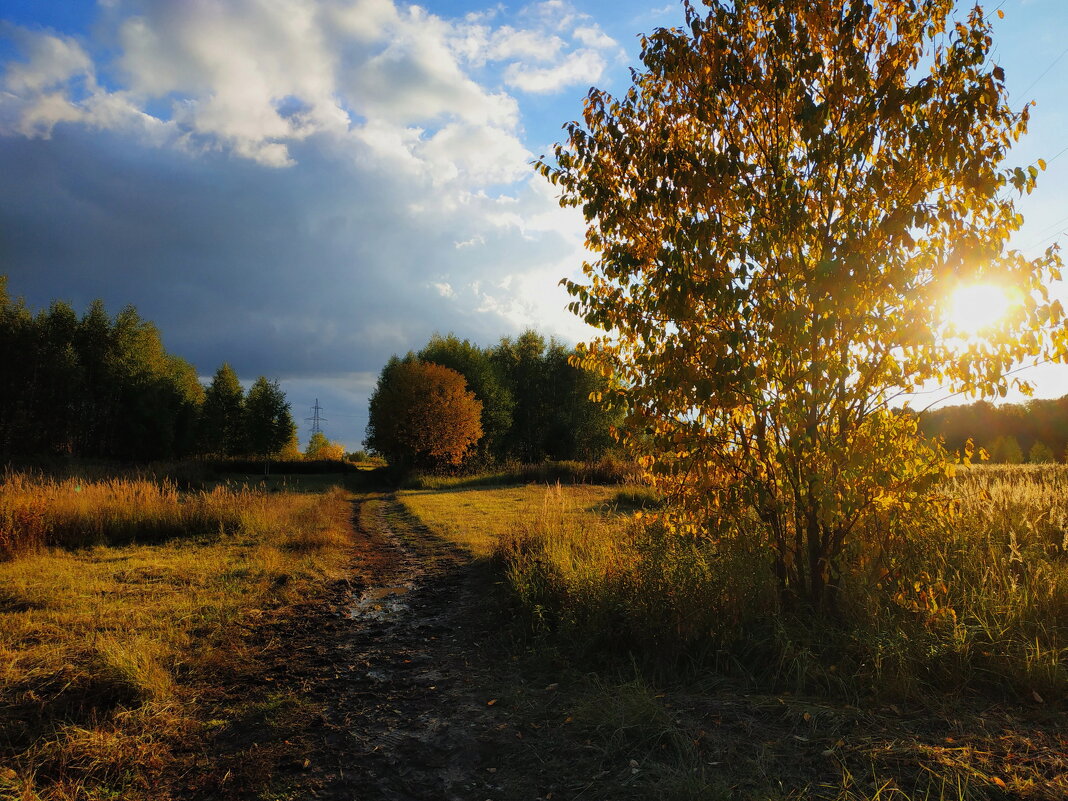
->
0;473;255;558
0;474;354;799
498;466;1068;701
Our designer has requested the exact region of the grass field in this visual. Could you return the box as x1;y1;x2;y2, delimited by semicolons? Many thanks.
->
5;464;1066;800
398;466;1068;800
0;473;354;800
399;482;631;557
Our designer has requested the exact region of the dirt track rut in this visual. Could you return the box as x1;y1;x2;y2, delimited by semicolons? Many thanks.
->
269;494;537;801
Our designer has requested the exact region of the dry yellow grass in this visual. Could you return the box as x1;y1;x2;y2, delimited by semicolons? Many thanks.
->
398;482;625;557
0;475;354;800
403;469;1068;704
399;469;1068;801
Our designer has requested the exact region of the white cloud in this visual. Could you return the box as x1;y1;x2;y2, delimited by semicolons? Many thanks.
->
112;1;347;165
455;234;486;249
0;0;603;363
326;0;401;43
491;26;567;61
1;0;620;167
573;25;618;50
419;121;531;184
522;0;580;31
3;30;93;94
505;48;607;93
431;281;456;297
451;25;568;66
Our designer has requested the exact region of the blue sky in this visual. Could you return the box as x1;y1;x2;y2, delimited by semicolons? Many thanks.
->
0;0;1066;450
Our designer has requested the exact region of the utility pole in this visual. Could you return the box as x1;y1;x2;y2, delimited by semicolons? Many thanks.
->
306;398;327;435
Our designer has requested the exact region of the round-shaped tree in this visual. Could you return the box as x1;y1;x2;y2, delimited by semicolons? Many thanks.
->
365;360;483;470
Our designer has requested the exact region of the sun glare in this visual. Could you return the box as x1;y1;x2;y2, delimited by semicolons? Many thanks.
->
946;284;1014;337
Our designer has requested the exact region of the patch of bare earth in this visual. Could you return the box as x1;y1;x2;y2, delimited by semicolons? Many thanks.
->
184;493;557;800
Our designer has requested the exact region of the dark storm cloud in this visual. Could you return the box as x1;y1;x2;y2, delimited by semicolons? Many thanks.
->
0;125;574;384
0;0;622;447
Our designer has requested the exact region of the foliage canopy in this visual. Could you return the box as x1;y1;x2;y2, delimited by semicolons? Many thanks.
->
374;330;621;467
539;0;1066;609
200;363;246;457
418;333;515;463
366;360;484;470
305;431;345;461
244;377;297;462
0;278;204;461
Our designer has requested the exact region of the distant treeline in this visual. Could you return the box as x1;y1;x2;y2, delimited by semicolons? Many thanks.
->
377;331;621;466
0;278;295;462
919;397;1068;463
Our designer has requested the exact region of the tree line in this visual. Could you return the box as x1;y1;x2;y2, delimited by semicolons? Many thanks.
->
365;331;621;470
919;397;1068;464
0;278;297;463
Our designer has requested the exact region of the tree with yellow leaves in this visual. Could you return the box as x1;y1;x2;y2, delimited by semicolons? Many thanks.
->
539;0;1065;611
305;431;345;461
365;360;483;471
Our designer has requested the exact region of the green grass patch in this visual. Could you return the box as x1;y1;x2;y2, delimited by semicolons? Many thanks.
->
399;482;622;557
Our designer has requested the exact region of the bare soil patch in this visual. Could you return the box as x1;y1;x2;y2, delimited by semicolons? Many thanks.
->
185;493;553;800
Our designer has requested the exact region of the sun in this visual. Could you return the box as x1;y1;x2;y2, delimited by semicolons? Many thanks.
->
945;283;1014;337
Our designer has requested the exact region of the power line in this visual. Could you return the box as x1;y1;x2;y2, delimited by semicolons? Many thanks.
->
1016;43;1068;102
1023;220;1068;253
1042;142;1068;168
914;358;1056;416
305;398;327;435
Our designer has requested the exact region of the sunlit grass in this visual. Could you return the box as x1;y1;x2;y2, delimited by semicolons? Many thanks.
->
399;483;626;557
480;465;1068;699
0;475;353;800
400;468;1068;800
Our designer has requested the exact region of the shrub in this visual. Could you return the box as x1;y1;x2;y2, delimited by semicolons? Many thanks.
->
1029;441;1055;463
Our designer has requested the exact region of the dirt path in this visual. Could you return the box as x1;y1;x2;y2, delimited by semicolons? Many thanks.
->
188;490;1068;801
313;495;514;799
202;492;550;801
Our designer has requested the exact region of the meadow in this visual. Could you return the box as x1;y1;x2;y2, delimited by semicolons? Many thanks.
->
480;466;1068;701
0;472;354;800
2;464;1066;800
401;465;1068;800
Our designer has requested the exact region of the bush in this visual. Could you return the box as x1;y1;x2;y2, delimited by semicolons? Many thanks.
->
1029;441;1055;463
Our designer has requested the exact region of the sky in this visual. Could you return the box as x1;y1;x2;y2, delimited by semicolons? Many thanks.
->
0;0;1066;451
